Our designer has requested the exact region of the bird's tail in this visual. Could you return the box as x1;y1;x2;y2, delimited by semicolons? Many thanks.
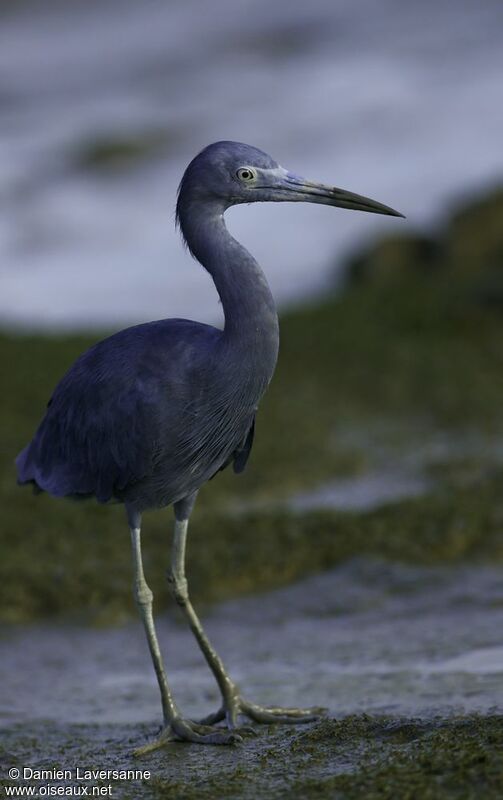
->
15;443;44;493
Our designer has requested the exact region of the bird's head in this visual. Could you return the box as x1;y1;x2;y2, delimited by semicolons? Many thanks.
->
177;140;404;219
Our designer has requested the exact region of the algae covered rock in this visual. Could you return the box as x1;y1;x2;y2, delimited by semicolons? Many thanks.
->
347;233;441;286
445;187;503;278
445;188;503;307
344;187;503;305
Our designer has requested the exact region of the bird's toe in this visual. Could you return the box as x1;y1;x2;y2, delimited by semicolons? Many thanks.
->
198;706;226;726
241;699;325;725
132;716;242;755
171;717;242;745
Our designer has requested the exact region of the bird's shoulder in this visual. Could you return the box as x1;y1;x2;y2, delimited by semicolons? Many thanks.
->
51;318;222;402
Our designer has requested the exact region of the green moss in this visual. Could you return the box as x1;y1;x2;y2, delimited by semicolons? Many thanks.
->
296;715;503;800
3;716;501;799
1;470;503;622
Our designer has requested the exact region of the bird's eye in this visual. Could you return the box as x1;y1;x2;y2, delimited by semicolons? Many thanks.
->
236;167;256;182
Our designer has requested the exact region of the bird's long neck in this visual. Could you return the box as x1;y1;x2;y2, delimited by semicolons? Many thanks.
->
179;201;279;389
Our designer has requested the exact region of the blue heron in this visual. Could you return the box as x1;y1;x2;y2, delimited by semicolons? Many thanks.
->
16;141;403;751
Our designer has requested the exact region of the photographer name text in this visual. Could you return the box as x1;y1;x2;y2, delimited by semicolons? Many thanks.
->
17;769;150;782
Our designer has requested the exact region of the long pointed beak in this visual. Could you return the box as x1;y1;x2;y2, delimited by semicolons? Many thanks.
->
273;173;405;218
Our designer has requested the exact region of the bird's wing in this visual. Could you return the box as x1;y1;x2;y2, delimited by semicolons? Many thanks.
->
232;416;255;473
211;415;255;479
16;319;219;503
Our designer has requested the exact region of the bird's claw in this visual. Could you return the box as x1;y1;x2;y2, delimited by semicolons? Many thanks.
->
133;716;242;755
199;694;326;730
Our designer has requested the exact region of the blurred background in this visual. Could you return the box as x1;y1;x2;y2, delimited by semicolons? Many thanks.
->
1;0;502;329
2;1;503;795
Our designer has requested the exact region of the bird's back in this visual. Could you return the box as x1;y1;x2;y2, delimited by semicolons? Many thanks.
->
16;318;258;510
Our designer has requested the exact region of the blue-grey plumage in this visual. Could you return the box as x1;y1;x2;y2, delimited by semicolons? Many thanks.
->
16;141;403;748
16;318;259;509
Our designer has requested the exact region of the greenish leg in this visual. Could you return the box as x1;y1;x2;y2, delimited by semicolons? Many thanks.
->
128;509;241;753
168;507;326;730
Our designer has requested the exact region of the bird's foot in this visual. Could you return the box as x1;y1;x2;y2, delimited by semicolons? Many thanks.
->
133;716;244;755
200;690;326;729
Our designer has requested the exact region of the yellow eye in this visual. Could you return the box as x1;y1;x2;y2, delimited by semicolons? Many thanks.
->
236;167;256;182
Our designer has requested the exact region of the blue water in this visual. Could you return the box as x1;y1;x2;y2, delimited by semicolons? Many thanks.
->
0;0;502;330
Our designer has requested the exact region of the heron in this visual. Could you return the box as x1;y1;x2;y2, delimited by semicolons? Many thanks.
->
16;141;403;751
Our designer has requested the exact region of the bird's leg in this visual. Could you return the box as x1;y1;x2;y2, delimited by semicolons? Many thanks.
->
168;500;325;730
167;514;242;727
127;508;240;753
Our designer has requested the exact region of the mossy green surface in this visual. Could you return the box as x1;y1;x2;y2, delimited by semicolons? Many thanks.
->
2;715;502;799
1;187;503;621
2;475;503;623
